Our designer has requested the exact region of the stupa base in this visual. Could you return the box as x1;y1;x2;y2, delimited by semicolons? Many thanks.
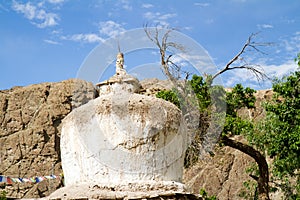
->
46;181;201;200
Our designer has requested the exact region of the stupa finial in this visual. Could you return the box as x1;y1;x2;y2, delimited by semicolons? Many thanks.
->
116;41;126;75
118;40;121;53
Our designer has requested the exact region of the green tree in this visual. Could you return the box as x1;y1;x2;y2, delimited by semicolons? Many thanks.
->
145;27;272;199
199;188;217;200
156;90;181;108
157;75;270;199
0;190;7;200
249;59;300;198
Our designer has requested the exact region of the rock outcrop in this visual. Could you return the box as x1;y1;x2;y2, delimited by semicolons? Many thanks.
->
183;89;275;200
0;79;96;198
0;76;275;199
183;136;256;199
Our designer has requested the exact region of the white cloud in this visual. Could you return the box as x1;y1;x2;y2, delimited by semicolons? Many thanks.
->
142;3;154;9
143;12;177;27
60;21;125;44
169;54;189;67
48;0;65;4
62;33;104;43
222;60;298;89
282;18;295;24
51;29;62;35
36;10;59;28
44;39;61;45
159;13;177;20
183;26;193;31
12;1;59;28
221;31;300;89
279;32;300;58
117;0;132;11
12;1;35;19
144;12;176;20
143;12;156;20
257;24;274;29
99;21;125;38
264;60;297;78
194;3;210;7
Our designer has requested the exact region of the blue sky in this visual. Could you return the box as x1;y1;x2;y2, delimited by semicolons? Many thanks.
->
1;0;299;90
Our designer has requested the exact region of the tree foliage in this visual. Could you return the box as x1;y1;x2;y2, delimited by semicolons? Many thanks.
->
248;59;300;198
145;26;300;199
266;72;300;177
223;84;256;136
156;90;181;109
199;188;217;200
157;75;271;199
189;75;211;111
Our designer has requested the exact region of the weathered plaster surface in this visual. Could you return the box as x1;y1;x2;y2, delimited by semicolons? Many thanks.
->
61;91;187;186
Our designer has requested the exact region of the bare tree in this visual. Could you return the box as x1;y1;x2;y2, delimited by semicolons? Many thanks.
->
144;26;190;83
144;25;270;200
210;32;271;84
144;26;270;90
144;25;199;127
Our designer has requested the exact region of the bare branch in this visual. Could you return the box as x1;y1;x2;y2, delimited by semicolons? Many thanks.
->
211;32;271;84
143;25;196;121
143;25;189;84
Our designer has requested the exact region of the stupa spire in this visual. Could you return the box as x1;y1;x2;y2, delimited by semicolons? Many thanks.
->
116;41;126;75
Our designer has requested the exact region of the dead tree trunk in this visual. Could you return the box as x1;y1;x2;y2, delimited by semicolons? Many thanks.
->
221;135;270;200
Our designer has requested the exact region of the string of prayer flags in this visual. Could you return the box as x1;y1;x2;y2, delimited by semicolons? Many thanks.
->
0;175;60;184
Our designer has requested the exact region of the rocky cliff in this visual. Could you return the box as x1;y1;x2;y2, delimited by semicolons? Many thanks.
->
0;79;96;198
183;89;275;199
0;78;272;199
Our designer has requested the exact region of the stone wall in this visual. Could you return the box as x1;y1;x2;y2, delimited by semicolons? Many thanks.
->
0;79;96;198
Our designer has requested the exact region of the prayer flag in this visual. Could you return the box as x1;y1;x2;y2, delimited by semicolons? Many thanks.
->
0;174;59;184
30;178;36;183
0;176;6;183
6;177;13;184
11;178;18;183
50;175;57;179
22;178;30;183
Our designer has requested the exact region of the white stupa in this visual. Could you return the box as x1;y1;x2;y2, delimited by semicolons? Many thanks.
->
50;52;193;199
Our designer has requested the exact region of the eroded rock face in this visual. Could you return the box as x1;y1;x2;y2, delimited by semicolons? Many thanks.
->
61;91;187;186
183;137;255;200
0;77;275;199
183;90;275;199
0;79;96;198
139;78;173;97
